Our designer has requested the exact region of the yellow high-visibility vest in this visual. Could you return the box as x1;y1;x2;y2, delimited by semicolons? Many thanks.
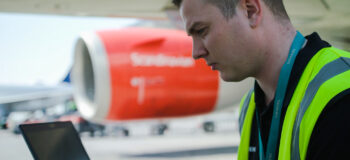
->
238;47;350;160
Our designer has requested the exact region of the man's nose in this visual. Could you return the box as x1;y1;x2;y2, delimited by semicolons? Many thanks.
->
192;39;207;60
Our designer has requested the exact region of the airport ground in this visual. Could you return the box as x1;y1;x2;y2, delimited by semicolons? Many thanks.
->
0;111;240;160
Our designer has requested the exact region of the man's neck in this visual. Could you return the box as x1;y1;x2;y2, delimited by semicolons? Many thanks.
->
256;24;296;105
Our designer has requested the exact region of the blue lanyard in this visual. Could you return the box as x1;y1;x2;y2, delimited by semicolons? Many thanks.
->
256;31;306;160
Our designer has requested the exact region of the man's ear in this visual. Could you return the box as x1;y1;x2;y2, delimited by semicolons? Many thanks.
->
240;0;262;28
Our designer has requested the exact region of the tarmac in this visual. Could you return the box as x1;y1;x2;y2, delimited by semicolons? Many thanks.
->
0;111;240;160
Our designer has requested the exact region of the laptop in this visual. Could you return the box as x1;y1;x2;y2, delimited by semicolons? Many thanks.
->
19;121;90;160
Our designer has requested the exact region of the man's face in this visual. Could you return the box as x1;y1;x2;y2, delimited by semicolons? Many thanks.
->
180;0;262;82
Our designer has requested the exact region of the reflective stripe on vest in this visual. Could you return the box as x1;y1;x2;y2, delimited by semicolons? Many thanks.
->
239;89;254;134
238;47;350;160
238;90;256;160
291;57;350;160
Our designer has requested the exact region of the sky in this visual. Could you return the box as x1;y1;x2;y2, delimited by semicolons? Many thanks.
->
0;12;138;86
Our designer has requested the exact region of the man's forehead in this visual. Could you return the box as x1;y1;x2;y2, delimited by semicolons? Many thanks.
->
179;0;206;17
179;0;207;34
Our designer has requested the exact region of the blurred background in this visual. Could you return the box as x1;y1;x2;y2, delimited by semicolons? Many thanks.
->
0;0;349;159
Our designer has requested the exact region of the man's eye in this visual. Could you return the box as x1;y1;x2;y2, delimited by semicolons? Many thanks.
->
196;28;207;36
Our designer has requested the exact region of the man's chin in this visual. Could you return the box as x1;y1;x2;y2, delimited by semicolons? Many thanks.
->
219;72;245;82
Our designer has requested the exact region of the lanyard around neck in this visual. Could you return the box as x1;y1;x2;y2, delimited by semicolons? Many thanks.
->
256;31;306;160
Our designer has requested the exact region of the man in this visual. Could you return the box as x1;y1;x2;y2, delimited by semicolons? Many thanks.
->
172;0;350;160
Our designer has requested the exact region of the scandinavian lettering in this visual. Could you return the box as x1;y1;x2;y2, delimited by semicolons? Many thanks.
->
130;52;195;67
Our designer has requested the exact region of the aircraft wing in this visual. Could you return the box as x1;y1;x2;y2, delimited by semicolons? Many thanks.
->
285;0;350;50
0;0;349;49
0;0;174;19
0;85;73;118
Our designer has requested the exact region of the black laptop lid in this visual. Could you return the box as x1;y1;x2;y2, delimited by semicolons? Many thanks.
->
20;121;90;160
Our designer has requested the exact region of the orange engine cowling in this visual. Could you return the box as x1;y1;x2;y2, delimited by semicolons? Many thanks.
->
72;27;252;122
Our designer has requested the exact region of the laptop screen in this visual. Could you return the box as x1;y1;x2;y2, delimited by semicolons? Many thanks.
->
20;121;90;160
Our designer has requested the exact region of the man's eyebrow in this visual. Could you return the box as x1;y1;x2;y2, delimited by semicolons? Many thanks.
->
188;22;201;36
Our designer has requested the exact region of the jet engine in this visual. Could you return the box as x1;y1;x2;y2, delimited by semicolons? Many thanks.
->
72;27;252;122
